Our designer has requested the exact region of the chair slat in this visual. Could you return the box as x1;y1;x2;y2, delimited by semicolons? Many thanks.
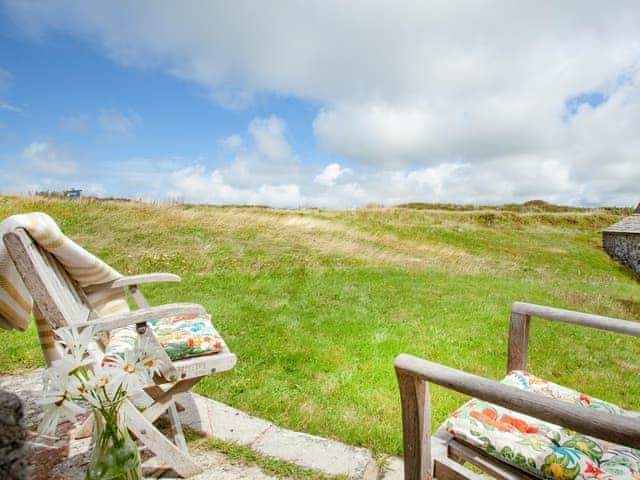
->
3;229;90;329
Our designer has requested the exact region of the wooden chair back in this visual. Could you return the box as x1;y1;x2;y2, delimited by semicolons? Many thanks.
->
3;228;94;364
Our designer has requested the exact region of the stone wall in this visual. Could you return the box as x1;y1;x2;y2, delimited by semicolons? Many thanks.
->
0;389;27;479
603;232;640;273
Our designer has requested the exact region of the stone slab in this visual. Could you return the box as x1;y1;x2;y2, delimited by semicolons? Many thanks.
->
0;369;46;427
381;456;404;480
253;426;373;478
1;371;384;479
178;393;273;446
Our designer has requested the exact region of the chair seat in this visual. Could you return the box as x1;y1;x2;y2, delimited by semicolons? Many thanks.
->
444;371;640;480
103;311;226;363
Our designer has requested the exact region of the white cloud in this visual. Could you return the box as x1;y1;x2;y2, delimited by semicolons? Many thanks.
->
219;134;243;152
4;1;640;206
22;142;79;177
248;116;291;162
161;115;305;206
167;165;302;208
314;163;352;186
97;109;141;136
0;102;22;113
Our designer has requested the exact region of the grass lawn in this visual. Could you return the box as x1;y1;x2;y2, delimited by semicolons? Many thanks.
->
0;195;638;456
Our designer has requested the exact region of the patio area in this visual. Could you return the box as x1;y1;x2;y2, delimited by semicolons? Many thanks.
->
0;369;402;480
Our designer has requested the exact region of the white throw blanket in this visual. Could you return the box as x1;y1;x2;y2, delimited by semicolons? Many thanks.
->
0;212;129;331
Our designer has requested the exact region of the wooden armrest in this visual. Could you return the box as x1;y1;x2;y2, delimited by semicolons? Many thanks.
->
508;302;640;371
395;354;640;449
60;303;203;382
512;301;640;337
111;273;181;288
74;303;206;334
85;273;181;292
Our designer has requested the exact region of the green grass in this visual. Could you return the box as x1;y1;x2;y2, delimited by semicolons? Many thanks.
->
190;436;349;480
1;194;638;457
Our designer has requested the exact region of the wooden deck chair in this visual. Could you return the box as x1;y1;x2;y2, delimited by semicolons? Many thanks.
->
395;302;640;480
3;227;237;478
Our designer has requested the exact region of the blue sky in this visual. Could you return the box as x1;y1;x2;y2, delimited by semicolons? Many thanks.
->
0;21;334;201
1;1;639;207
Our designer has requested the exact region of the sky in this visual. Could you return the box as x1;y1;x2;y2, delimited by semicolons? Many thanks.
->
0;1;639;208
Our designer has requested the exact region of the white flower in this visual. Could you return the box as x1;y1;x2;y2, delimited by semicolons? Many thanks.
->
44;357;83;388
135;335;169;380
103;347;152;392
54;325;94;366
38;399;85;436
38;366;85;435
84;366;124;407
38;326;166;434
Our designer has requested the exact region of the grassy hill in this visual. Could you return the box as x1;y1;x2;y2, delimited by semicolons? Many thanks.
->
0;194;638;455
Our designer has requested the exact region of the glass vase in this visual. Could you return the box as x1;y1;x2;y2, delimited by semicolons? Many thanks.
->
86;404;142;480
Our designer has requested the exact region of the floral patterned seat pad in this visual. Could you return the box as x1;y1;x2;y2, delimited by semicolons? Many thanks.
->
103;312;226;363
444;371;640;480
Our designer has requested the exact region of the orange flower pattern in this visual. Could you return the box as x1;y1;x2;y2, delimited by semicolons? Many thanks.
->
445;371;640;480
104;312;226;362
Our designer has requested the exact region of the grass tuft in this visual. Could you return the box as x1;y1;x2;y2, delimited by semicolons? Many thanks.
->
190;436;349;480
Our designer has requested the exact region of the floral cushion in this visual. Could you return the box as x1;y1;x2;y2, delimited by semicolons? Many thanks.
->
103;312;226;363
444;371;640;480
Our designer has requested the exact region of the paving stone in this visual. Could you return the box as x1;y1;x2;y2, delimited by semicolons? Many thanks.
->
0;369;46;427
362;459;380;480
161;448;276;480
381;456;404;480
2;371;384;479
253;426;373;478
178;393;273;446
25;432;69;480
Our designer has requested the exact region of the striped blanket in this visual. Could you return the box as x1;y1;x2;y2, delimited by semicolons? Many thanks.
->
0;212;129;331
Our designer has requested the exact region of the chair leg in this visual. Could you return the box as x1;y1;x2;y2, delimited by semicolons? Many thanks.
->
143;378;201;423
144;383;193;414
124;400;202;478
167;401;188;452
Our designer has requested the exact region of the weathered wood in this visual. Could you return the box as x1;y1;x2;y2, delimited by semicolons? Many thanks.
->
129;285;150;309
173;351;237;382
124;401;202;478
142;378;200;423
112;273;180;288
394;354;640;449
144;385;186;412
511;301;640;337
137;324;178;382
123;283;177;381
72;303;207;333
431;430;485;480
397;302;640;480
85;273;181;292
3;231;86;328
507;311;530;372
397;370;431;480
448;438;536;480
167;402;188;453
4;227;236;478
